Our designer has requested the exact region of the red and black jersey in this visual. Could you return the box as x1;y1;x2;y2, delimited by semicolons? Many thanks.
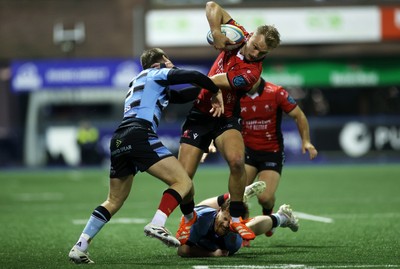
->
240;79;297;152
194;19;262;118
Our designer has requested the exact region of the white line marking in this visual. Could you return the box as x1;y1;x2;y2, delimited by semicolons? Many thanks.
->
72;217;148;225
192;264;400;269
294;211;334;223
14;192;64;201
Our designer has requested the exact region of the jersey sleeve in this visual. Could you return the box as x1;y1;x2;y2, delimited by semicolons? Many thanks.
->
226;65;261;91
166;69;219;93
223;232;242;255
226;19;249;37
276;87;297;113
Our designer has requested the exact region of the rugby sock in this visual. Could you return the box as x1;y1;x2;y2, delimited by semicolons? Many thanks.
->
180;199;195;222
270;214;280;228
76;206;111;252
262;207;274;216
229;201;246;222
151;210;168;227
272;213;287;227
157;189;182;217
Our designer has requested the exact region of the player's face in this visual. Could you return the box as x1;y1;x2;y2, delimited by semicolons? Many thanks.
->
242;33;269;62
214;209;231;236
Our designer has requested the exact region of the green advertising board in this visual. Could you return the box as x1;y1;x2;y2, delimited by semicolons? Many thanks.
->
262;58;400;87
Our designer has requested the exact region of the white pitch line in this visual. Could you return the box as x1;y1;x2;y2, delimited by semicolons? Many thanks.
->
294;211;334;223
14;192;64;201
192;264;400;269
195;265;313;269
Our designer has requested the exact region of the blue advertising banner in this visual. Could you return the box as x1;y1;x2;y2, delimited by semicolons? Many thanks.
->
11;59;142;92
11;59;211;92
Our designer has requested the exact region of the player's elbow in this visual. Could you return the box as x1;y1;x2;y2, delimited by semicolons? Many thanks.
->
206;1;217;8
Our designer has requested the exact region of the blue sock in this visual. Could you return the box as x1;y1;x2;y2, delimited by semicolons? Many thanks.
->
75;206;111;252
82;206;111;238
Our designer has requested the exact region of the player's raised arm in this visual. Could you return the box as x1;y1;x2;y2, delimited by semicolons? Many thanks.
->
206;1;235;50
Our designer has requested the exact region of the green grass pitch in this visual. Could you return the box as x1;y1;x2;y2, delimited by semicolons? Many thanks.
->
0;164;399;269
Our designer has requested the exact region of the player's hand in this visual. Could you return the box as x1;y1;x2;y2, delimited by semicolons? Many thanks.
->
302;142;318;160
150;55;174;69
200;142;217;163
209;90;224;117
212;31;236;51
162;55;174;68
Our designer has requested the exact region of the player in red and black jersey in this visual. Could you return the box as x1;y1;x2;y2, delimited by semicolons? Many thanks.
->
201;77;318;245
177;1;281;244
241;77;318;239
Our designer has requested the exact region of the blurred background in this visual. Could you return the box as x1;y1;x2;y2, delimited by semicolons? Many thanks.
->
0;0;399;168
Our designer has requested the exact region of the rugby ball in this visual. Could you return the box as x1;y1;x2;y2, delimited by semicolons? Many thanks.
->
207;24;245;50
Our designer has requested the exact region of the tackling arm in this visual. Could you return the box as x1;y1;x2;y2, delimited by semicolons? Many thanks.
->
167;69;219;93
169;86;201;104
167;69;224;117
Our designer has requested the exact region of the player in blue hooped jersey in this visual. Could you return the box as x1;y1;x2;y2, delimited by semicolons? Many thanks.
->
69;48;224;264
177;182;300;257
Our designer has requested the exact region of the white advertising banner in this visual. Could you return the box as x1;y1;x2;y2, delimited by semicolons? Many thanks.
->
145;6;381;46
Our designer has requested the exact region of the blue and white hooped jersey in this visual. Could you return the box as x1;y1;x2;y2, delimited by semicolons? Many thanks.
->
123;68;170;131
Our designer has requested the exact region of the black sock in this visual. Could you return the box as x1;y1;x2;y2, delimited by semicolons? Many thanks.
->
262;207;274;216
270;214;279;228
180;200;195;215
229;201;246;218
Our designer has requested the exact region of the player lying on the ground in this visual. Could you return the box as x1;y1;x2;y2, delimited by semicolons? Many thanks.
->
177;181;299;257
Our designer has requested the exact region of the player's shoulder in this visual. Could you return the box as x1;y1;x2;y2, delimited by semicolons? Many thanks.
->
146;67;170;80
262;81;285;93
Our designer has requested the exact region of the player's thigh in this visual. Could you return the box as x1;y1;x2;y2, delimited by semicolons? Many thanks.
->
258;170;281;197
147;156;192;186
215;129;245;162
245;164;258;185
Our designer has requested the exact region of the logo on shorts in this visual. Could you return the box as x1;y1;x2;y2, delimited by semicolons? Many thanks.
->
264;162;277;167
182;129;191;139
193;133;199;139
116;139;122;148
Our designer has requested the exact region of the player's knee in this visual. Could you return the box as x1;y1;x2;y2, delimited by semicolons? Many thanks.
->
226;154;245;173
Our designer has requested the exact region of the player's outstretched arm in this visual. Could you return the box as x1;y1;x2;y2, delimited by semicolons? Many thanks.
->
288;106;318;160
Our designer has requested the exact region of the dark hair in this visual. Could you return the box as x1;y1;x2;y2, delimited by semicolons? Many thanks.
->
256;25;281;49
140;48;169;69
